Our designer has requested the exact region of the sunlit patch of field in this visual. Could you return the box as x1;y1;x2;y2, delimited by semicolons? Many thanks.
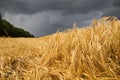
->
0;17;120;80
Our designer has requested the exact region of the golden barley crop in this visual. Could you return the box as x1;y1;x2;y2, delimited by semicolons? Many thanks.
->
0;17;120;80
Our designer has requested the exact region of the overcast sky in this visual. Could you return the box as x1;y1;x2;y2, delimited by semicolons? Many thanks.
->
0;0;120;37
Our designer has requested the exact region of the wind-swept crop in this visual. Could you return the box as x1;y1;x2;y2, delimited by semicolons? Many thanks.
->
0;17;120;80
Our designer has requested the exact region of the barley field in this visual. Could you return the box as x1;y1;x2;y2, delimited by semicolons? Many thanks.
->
0;17;120;80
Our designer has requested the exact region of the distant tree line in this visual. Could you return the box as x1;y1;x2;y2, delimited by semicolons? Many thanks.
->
0;12;34;37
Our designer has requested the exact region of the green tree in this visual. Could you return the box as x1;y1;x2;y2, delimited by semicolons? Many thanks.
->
0;19;34;37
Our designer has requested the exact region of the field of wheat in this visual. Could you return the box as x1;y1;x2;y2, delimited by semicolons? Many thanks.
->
0;17;120;80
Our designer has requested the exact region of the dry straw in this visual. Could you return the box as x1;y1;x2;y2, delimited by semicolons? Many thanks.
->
0;17;120;80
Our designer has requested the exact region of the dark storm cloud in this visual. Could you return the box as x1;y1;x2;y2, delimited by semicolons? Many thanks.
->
3;11;101;37
0;0;38;14
0;0;109;15
102;0;120;19
102;8;120;19
112;0;120;7
1;0;120;37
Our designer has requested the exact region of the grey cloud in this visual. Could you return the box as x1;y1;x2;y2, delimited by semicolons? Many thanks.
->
102;8;120;19
0;0;38;14
112;0;120;7
0;0;109;15
3;11;64;37
102;0;120;19
3;11;101;37
1;0;120;37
